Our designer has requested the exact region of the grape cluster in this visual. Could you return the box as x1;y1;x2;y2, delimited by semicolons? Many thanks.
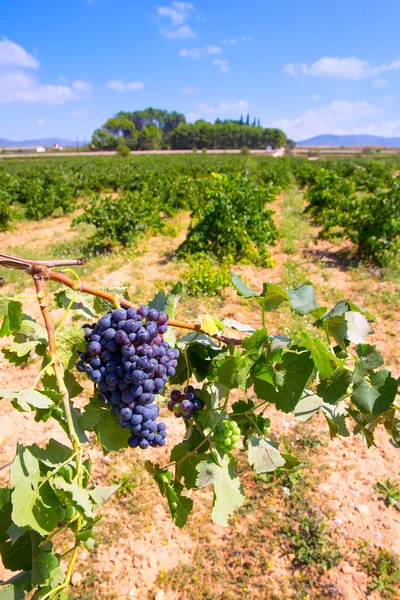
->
167;385;205;419
214;420;241;451
76;305;179;450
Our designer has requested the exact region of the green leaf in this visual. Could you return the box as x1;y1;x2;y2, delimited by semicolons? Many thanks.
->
153;470;193;528
149;282;182;346
81;395;130;452
352;370;398;416
0;584;26;600
298;332;337;378
196;458;222;488
248;436;286;473
241;328;269;356
54;289;96;318
89;485;119;507
315;301;374;350
287;282;317;316
0;296;23;338
198;313;225;336
31;532;63;588
258;282;289;311
92;286;130;315
55;324;85;369
294;393;323;422
212;352;249;390
230;272;258;298
51;478;94;518
253;350;314;413
222;318;255;333
0;531;32;572
31;439;73;468
0;487;12;544
322;402;350;438
315;300;374;325
10;445;60;535
7;524;27;545
316;369;353;405
0;389;55;413
353;344;384;384
170;443;208;490
210;455;245;527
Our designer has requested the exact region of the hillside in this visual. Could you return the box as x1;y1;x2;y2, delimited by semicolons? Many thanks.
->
0;137;75;148
296;134;400;147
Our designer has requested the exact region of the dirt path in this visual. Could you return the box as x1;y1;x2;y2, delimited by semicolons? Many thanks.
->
0;189;399;599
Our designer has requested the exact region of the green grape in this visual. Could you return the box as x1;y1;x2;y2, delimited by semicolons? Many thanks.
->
84;537;95;550
56;506;66;522
214;419;240;451
65;506;77;520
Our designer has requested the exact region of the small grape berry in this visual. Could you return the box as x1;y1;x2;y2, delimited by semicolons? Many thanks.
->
167;385;205;420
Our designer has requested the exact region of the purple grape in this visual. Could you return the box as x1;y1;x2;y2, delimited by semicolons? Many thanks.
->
113;308;127;322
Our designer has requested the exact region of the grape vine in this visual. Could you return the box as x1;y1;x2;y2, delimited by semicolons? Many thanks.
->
0;252;399;599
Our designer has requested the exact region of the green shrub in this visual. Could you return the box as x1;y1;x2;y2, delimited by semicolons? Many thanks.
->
116;143;130;157
182;254;231;296
177;173;279;266
73;190;164;247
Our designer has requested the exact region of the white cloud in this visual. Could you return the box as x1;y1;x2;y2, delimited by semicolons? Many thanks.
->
37;118;54;126
221;38;237;45
0;37;39;69
179;48;201;58
106;80;144;91
284;56;400;80
182;86;199;94
241;36;252;41
372;79;388;88
271;100;382;140
71;109;89;117
205;45;222;54
194;99;249;118
213;59;229;72
72;80;91;92
0;70;74;104
157;2;194;25
163;25;196;38
158;2;196;38
311;93;320;101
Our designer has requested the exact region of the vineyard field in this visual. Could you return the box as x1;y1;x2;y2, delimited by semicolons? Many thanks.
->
0;153;399;600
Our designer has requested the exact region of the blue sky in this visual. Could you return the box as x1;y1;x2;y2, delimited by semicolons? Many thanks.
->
1;0;400;141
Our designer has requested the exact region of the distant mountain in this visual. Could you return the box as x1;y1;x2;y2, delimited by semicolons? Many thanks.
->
0;137;76;148
296;134;400;147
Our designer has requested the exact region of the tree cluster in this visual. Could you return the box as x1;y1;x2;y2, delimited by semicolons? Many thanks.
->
92;107;287;151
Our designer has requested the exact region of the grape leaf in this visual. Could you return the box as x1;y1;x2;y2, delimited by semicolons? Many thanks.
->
298;332;338;378
222;318;255;333
322;402;350;438
31;439;73;468
54;289;96;318
10;445;60;535
0;532;32;572
89;485;119;507
294;393;323;422
149;282;182;346
248;436;286;473
92;287;130;315
353;344;384;384
56;324;85;369
210;455;245;527
253;351;314;413
170;442;208;490
352;370;398;416
316;369;353;405
0;389;55;413
198;313;225;336
212;353;249;390
81;395;130;452
0;296;23;338
230;273;258;298
31;532;63;588
153;470;193;528
0;583;26;599
51;478;94;518
196;458;222;488
287;282;318;316
0;488;12;544
241;328;269;356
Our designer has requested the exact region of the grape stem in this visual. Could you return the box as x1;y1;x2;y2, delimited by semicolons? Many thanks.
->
1;253;243;345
